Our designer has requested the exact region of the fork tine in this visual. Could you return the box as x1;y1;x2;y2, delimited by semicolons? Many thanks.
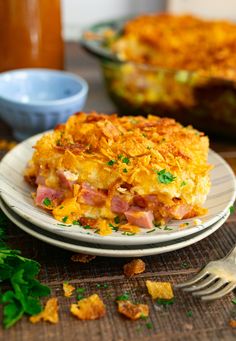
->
183;274;218;292
192;279;228;296
175;268;208;288
201;282;236;301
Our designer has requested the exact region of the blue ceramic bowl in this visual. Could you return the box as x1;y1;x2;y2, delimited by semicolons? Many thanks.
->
0;69;88;140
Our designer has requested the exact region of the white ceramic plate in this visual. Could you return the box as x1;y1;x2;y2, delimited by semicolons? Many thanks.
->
0;198;230;257
0;133;235;246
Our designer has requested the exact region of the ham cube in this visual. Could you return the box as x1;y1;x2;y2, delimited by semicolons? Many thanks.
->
125;209;154;228
79;182;106;207
35;185;63;207
111;196;129;213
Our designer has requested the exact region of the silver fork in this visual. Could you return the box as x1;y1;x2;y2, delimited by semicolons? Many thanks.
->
176;245;236;300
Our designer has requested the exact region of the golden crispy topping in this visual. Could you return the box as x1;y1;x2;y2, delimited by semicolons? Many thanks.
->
117;300;149;320
110;14;236;81
123;259;146;277
29;298;59;324
70;294;106;320
63;282;75;297
146;280;174;300
70;253;96;263
229;319;236;328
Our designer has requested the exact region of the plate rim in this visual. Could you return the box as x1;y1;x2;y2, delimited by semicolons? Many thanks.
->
0;132;235;246
0;198;230;258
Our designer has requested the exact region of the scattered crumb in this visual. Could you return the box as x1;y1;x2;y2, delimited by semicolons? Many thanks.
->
63;282;75;297
0;139;17;151
146;280;174;300
123;259;145;277
117;300;149;320
71;253;96;263
229;319;236;328
70;294;106;320
29;298;59;324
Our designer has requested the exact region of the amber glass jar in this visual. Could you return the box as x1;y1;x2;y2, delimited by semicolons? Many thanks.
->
0;0;64;71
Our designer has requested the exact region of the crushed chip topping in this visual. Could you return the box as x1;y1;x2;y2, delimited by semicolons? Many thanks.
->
229;319;236;328
123;258;146;277
29;298;59;324
146;280;174;300
63;282;75;297
117;300;149;320
71;253;96;263
70;294;106;320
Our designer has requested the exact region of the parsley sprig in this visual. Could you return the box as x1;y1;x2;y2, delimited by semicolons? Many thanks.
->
156;169;176;184
0;212;50;328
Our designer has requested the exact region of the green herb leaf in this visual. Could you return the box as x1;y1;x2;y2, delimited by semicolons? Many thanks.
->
146;229;156;233
122;157;130;165
146;322;153;329
77;288;85;294
123;168;128;173
114;216;120;224
156;298;175;307
43;197;51;207
118;154;123;160
186;310;193;317
83;225;91;230
62;216;68;223
157;169;176;184
77;294;84;301
229;206;235;214
180;181;187;187
107;160;116;166
122;232;135;236
109;224;119;232
116;293;130;301
232;298;236;305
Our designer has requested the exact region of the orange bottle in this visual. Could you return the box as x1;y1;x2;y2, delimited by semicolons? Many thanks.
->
0;0;64;71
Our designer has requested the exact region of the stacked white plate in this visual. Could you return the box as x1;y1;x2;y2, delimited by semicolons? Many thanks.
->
0;133;235;257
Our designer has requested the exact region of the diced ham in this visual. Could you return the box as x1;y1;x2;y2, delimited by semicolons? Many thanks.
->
57;170;78;189
169;204;192;220
79;182;106;207
125;208;154;228
111;196;129;213
35;185;63;207
36;174;46;186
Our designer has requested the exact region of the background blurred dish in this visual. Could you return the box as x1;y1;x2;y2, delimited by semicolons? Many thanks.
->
81;18;236;138
0;132;235;246
0;69;88;140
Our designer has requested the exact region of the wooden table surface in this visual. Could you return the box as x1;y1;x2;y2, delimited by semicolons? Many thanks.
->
0;43;236;341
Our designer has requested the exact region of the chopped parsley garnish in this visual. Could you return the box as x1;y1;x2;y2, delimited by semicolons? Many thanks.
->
114;216;120;224
59;205;64;209
0;212;51;328
146;229;156;233
62;216;68;223
153;222;161;228
83;225;92;230
118;154;123;160
43;197;52;207
77;287;85;294
123;168;128;173
163;225;172;231
181;181;187;187
72;220;80;225
186;310;193;317
232;298;236;305
146;322;153;329
107;160;116;166
181;262;190;269
157;169;176;184
140;313;148;320
122;232;135;236
109;223;119;232
156;298;175;307
122;157;130;165
229;206;235;214
96;283;109;289
77;294;84;301
116;293;130;301
147;146;151;150
142;133;147;137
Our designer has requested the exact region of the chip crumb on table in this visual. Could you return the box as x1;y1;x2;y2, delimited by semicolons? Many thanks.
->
146;280;174;300
29;298;59;324
70;294;106;320
123;258;146;277
63;282;75;297
117;300;149;320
